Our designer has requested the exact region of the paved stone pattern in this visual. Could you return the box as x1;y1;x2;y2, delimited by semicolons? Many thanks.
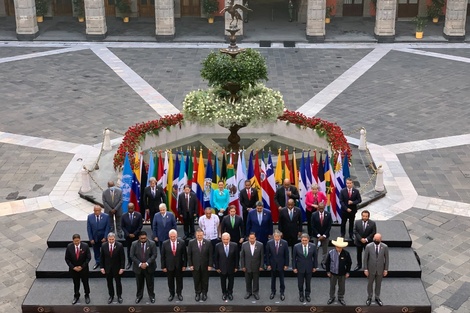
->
316;50;470;145
110;48;371;110
0;47;61;59
0;208;71;313
395;208;470;313
0;49;156;144
398;145;470;204
418;48;470;59
0;143;72;203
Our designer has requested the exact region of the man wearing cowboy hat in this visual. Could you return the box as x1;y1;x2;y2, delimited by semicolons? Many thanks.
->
325;237;352;306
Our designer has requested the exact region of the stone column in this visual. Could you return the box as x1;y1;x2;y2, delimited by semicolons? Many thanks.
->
306;0;325;42
374;0;396;43
15;0;39;40
155;0;175;41
85;0;107;40
224;0;244;38
443;0;467;42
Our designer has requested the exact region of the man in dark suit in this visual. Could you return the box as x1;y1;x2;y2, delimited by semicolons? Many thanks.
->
87;205;110;269
102;181;123;238
311;202;333;268
177;184;198;239
142;177;167;228
239;180;259;222
363;233;389;306
221;205;244;249
274;178;300;210
100;232;125;304
214;232;239;301
161;229;188;301
240;232;264;300
353;210;377;271
121;203;143;269
130;231;158;304
266;230;289;301
326;237;352;306
246;201;273;247
187;228;213;302
292;233;317;302
339;178;362;240
65;233;91;305
278;199;303;250
153;203;177;250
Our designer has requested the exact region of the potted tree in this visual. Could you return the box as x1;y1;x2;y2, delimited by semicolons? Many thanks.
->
116;0;131;22
413;16;427;39
325;6;334;24
35;0;49;23
73;0;85;22
203;0;219;24
427;0;444;23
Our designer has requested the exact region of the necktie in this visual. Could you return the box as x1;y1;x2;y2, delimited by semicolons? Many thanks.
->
96;215;99;224
198;241;202;252
304;245;307;257
258;213;262;225
348;189;352;198
186;194;190;212
248;189;251;200
152;188;155;197
275;242;279;254
231;216;234;228
75;246;80;260
111;190;114;202
110;244;113;257
364;221;367;230
172;241;176;256
225;245;229;257
285;189;289;204
320;212;323;225
130;213;133;222
289;209;293;221
141;243;146;262
376;245;379;256
163;214;167;225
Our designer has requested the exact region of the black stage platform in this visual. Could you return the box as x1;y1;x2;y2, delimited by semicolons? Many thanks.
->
23;277;431;313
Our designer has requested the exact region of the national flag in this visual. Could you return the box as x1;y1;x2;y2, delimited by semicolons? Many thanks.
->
236;150;247;216
131;153;141;212
324;152;333;215
121;153;133;213
284;149;291;184
292;150;299;189
212;151;220;190
147;151;154;186
306;151;313;188
298;151;308;221
162;151;169;194
247;151;260;201
254;151;262;200
153;151;158;179
178;151;188;195
156;151;164;187
226;159;238;211
196;150;205;216
204;151;213;209
187;150;194;187
260;152;269;209
312;150;319;184
167;151;174;212
318;153;325;193
264;151;277;222
274;149;283;188
191;149;198;192
343;153;351;180
171;152;180;218
140;159;148;210
221;151;227;182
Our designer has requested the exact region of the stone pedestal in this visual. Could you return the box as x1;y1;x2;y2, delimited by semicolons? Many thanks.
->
443;0;467;42
15;0;39;40
224;0;244;38
155;0;175;41
306;0;325;42
85;0;107;40
374;0;396;43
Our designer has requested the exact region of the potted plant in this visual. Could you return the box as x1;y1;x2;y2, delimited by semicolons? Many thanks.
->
413;16;427;39
203;0;219;24
73;0;85;22
427;0;444;23
116;0;131;22
325;6;334;24
35;0;49;22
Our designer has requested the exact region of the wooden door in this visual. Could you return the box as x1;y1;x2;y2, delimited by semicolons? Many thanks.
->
343;0;364;16
181;0;201;17
54;0;73;15
105;0;115;16
397;0;419;17
139;0;155;17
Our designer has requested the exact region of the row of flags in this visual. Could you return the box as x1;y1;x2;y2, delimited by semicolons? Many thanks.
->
120;149;351;223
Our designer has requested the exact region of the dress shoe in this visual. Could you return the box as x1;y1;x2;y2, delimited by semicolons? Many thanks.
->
168;295;174;301
72;297;79;305
195;294;201;301
253;294;259;300
135;297;142;304
93;263;100;270
202;294;207;301
85;295;90;304
269;292;275;300
244;293;252;299
376;298;383;306
366;298;372;306
321;263;326;270
126;263;132;270
177;294;183;301
353;265;361;271
299;295;305;302
108;296;114;304
150;297;155;303
306;295;311;302
339;299;346;306
222;294;227;300
280;294;285;301
117;297;123;304
228;293;233;301
327;297;335;305
118;233;123;239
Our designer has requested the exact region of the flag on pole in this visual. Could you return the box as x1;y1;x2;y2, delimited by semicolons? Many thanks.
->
254;151;262;201
187;150;194;188
162;151;169;197
298;151;308;221
318;153;325;193
140;159;148;212
306;151;313;188
212;151;220;189
265;151;278;222
324;152;333;215
121;153;133;214
196;150;205;216
284;149;291;183
221;151;227;182
260;152;269;209
343;153;351;180
312;150;319;184
178;151;188;195
147;151;154;186
275;149;283;188
131;153;142;213
171;152;180;218
226;158;238;211
292;150;298;189
247;151;261;201
167;151;174;212
236;150;247;216
204;151;213;209
156;151;164;187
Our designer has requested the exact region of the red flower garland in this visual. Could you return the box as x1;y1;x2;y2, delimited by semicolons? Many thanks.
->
113;110;351;170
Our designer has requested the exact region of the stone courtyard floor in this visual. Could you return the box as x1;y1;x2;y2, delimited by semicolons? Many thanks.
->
0;41;469;312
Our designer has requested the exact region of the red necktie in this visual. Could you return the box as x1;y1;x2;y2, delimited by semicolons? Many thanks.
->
110;244;113;257
172;241;176;256
75;246;80;260
248;189;251;199
348;189;352;198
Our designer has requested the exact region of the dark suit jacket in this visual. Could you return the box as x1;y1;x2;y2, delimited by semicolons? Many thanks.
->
142;185;167;212
239;188;259;212
326;249;352;276
220;214;244;243
121;211;143;238
274;186;300;208
130;239;158;273
65;242;91;271
187;238;213;270
292;242;317;273
245;209;273;244
353;219;377;246
214;241;239;275
102;187;123;216
161;238;187;271
177;191;198;217
240;241;264;272
100;241;125;274
311;210;333;238
278;207;302;241
87;213;110;242
152;212;177;242
266;239;289;271
363;242;389;274
339;187;362;215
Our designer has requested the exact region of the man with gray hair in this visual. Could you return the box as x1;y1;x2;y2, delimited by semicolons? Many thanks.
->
142;177;167;228
100;232;125;304
161;229;187;301
153;203;177;251
102;181;123;238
